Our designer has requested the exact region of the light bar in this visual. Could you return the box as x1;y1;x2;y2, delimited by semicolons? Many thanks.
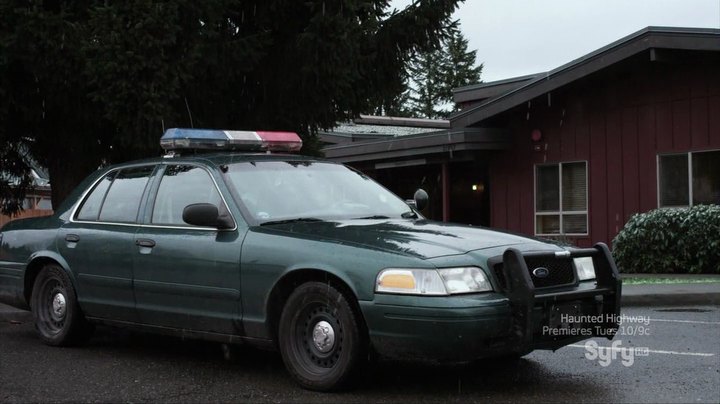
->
160;128;303;152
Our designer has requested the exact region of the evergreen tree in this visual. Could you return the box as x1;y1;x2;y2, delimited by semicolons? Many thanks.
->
405;45;446;119
370;69;412;117
403;26;482;118
0;143;33;214
441;27;483;111
0;0;464;214
0;1;112;212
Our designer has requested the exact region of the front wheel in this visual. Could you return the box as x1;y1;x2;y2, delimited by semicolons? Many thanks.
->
278;281;364;391
30;264;93;346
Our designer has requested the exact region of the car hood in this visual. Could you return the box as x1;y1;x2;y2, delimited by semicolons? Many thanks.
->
257;219;561;259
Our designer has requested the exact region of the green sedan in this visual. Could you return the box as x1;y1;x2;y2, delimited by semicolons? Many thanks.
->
0;129;621;391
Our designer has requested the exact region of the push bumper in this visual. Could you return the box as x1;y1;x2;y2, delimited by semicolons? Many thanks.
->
361;243;621;362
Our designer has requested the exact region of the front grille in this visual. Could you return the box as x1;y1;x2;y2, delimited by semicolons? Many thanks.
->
524;257;576;288
493;257;576;290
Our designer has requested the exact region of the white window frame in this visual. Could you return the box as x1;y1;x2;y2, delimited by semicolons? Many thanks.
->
657;149;720;208
534;161;589;236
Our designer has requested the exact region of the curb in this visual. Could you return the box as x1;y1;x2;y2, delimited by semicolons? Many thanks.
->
622;292;720;307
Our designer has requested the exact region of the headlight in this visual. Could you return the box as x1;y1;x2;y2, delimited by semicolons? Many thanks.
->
437;267;492;294
574;257;596;281
376;267;492;295
375;269;447;295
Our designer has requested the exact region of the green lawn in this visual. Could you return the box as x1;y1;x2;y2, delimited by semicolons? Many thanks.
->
621;277;720;285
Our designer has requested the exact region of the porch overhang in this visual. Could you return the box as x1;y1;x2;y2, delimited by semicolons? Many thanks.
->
323;127;511;163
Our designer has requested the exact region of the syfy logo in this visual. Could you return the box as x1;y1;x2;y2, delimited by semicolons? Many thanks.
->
584;340;649;367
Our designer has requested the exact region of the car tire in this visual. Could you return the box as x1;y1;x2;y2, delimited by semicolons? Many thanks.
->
278;281;364;391
30;264;94;346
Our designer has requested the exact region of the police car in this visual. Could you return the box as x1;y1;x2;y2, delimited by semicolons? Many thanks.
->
0;128;621;391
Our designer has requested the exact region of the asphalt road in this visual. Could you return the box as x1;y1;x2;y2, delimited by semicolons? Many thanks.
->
1;306;718;403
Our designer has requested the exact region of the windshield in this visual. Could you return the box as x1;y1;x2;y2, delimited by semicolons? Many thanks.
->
224;161;412;222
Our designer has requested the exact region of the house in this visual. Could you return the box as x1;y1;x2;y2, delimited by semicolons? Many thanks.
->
0;157;53;228
324;26;720;247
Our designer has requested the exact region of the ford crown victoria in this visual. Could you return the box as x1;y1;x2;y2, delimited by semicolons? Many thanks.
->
0;129;621;391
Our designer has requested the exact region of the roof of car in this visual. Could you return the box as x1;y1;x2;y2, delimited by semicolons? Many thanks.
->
105;152;327;170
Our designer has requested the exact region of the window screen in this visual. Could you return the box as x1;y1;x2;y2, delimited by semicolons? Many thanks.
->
536;215;560;235
536;165;559;212
692;150;720;205
535;162;587;235
658;154;689;207
562;162;587;211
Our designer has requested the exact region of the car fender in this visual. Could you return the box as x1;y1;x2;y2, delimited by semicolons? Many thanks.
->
25;250;77;287
280;263;361;299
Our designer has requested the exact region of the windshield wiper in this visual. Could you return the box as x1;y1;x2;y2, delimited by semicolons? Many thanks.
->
354;215;391;220
401;210;418;219
259;217;324;226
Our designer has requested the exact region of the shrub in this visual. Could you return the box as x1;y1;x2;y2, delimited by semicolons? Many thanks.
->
612;205;720;274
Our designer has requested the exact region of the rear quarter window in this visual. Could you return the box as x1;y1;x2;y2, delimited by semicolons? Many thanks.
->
98;166;154;223
76;173;115;221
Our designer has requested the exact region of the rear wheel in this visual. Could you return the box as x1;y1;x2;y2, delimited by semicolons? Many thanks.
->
31;264;93;346
278;281;364;391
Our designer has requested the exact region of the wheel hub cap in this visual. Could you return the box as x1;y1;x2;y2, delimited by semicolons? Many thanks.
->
52;293;66;319
311;320;335;353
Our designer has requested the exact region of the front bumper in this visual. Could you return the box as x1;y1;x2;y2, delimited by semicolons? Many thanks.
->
360;243;622;362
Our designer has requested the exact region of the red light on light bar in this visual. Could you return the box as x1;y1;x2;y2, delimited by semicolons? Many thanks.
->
257;131;303;152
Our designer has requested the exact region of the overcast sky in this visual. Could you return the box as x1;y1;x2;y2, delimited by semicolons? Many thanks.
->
392;0;720;82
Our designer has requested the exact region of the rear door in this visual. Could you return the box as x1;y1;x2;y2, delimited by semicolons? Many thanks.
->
59;165;156;321
133;163;244;335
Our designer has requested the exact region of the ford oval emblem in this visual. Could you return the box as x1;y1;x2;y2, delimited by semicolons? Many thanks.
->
532;267;550;278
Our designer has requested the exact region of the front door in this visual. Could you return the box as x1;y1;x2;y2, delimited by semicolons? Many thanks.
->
133;164;244;335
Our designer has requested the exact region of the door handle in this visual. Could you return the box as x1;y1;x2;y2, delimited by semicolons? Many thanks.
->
135;239;156;248
65;234;80;243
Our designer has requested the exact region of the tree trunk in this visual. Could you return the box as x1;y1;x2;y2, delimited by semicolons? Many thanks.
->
46;155;99;212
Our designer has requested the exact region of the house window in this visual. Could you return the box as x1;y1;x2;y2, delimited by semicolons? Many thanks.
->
535;162;588;235
658;150;720;207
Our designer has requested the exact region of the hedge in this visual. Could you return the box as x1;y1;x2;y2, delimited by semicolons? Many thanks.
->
612;205;720;274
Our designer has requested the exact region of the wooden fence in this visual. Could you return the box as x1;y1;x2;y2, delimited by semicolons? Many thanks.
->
0;209;54;228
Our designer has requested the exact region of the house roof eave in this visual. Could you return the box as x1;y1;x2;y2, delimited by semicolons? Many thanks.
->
323;128;511;163
450;26;720;128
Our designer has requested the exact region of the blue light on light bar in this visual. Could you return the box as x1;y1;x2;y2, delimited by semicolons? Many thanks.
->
160;128;302;152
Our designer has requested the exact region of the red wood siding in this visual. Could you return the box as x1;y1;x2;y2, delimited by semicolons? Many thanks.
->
489;59;720;246
605;109;624;243
637;105;657;213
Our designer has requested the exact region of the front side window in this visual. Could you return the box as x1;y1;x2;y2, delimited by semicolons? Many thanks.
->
151;165;223;226
535;162;588;235
658;150;720;207
97;166;155;223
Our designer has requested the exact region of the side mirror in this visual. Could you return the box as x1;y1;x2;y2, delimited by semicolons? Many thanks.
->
182;203;234;229
413;188;429;211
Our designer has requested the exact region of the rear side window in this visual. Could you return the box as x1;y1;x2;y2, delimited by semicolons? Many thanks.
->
96;166;155;223
151;165;223;226
76;173;115;221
